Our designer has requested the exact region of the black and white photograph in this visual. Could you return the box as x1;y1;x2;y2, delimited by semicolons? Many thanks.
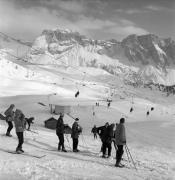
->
0;0;175;179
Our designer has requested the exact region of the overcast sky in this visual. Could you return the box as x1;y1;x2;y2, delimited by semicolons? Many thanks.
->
0;0;174;41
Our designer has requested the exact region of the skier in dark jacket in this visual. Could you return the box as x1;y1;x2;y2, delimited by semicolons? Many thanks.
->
25;117;34;130
56;114;67;152
91;125;97;139
4;104;15;137
71;118;82;152
101;123;115;158
105;123;115;157
97;122;109;157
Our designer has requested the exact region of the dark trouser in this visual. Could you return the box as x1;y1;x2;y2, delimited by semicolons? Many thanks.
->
94;133;97;139
102;142;112;156
7;121;13;134
57;133;65;150
73;138;78;150
116;145;124;164
27;122;31;130
16;132;24;150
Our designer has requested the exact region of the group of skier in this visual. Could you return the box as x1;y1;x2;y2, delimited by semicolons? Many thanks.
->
57;113;126;167
91;118;126;167
56;113;82;152
2;103;126;168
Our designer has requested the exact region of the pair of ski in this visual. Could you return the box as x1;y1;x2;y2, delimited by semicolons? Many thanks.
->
26;129;39;134
1;149;45;159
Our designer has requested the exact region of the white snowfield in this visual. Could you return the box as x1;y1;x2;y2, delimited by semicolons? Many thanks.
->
0;95;175;180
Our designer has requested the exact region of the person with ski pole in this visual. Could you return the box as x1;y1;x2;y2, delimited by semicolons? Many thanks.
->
56;113;67;152
114;118;126;167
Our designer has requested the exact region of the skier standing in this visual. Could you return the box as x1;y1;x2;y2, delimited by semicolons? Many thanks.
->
25;117;34;130
4;104;15;137
13;109;26;153
114;118;126;167
105;123;115;158
71;118;82;152
91;125;98;139
97;122;109;157
56;114;67;152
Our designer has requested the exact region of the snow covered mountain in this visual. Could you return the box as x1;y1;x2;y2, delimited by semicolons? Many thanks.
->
25;29;175;86
1;28;175;92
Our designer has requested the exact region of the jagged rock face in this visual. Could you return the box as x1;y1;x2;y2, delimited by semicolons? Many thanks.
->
26;28;175;85
29;29;175;67
120;34;175;67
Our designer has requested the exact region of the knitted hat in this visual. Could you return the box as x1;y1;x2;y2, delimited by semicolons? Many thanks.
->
120;118;125;123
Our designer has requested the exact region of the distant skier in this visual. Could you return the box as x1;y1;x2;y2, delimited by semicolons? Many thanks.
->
151;107;154;111
13;109;26;153
56;113;67;152
114;118;126;167
71;118;82;152
147;111;150;116
130;107;133;113
25;117;34;130
75;91;80;98
4;104;15;137
91;125;98;139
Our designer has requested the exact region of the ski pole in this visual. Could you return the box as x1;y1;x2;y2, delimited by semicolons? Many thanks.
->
32;125;39;134
65;134;71;150
125;146;131;165
126;145;137;171
81;134;88;150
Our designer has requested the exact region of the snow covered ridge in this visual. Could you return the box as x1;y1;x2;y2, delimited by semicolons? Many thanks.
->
24;28;175;86
1;28;175;86
28;29;175;67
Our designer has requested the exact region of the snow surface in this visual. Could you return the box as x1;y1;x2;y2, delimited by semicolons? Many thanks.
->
153;43;166;56
0;49;175;179
0;95;175;180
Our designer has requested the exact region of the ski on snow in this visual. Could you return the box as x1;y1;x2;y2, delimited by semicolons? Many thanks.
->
4;150;46;158
26;129;39;134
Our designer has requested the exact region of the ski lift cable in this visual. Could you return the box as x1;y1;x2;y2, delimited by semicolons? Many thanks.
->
5;51;102;93
5;51;77;84
4;34;138;102
1;31;89;78
0;31;32;47
29;46;89;78
5;47;120;98
6;52;107;102
5;51;104;94
1;31;142;103
2;31;127;93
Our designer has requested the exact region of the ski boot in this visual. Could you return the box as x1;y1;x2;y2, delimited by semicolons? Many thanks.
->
6;132;12;137
62;148;67;152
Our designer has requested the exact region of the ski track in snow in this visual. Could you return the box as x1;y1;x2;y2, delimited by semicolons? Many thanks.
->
0;112;175;180
0;56;175;179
